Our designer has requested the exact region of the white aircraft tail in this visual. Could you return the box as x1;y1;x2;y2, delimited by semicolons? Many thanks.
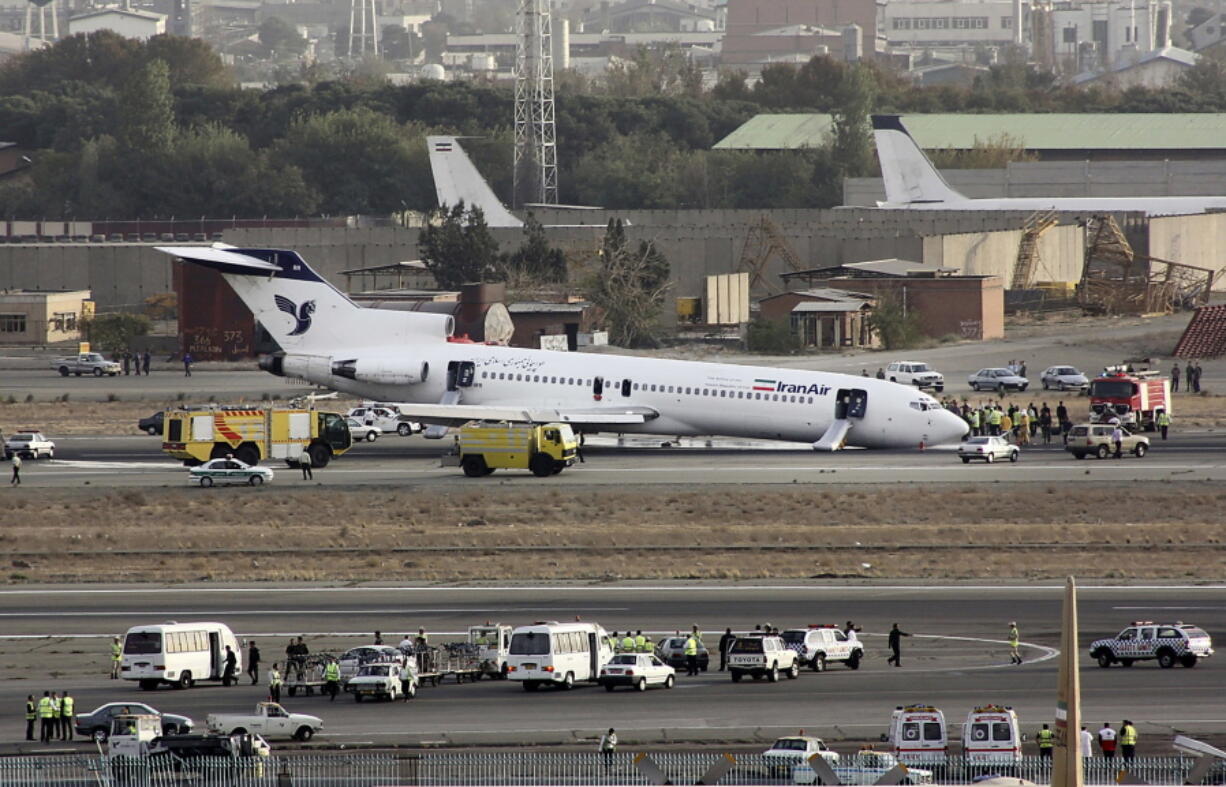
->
426;136;523;228
871;115;965;206
156;246;453;352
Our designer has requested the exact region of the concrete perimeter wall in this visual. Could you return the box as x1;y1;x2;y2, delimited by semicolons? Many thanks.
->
922;224;1084;285
1147;213;1226;286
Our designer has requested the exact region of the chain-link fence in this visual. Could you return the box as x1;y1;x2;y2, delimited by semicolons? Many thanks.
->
0;753;1212;787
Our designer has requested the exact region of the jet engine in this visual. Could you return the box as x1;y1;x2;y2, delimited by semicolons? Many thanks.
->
331;357;429;385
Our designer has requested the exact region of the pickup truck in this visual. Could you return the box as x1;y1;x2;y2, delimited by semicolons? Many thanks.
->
53;352;121;377
205;702;322;741
728;634;800;682
795;750;934;785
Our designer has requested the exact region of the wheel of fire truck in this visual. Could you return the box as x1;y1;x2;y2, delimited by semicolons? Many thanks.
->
462;455;487;477
529;453;554;478
210;443;231;460
307;443;330;468
235;443;260;467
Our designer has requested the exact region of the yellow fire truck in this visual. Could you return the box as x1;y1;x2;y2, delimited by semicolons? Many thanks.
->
453;422;579;477
161;407;352;468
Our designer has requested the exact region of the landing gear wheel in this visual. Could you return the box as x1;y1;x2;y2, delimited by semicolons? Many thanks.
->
529;453;554;478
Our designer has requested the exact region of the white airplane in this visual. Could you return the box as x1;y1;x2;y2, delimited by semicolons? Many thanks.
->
871;114;1226;217
154;245;969;451
426;136;604;228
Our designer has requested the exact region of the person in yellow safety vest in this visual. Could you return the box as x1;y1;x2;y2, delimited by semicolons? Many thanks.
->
988;407;1003;436
323;658;341;702
621;634;635;652
1017;411;1031;445
25;695;36;741
1157;410;1171;440
969;409;981;436
37;691;54;743
634;631;647;652
268;664;283;704
1037;724;1054;759
1008;622;1022;665
1119;720;1138;762
60;691;74;741
607;632;619;652
111;636;122;679
683;635;699;677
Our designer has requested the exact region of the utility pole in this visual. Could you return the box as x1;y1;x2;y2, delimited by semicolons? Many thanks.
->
513;0;558;208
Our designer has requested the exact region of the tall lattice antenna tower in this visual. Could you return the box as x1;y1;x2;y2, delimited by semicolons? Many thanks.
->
513;0;558;208
24;0;59;47
347;0;379;57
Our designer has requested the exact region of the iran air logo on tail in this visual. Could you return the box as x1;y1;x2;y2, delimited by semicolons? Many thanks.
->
274;295;316;336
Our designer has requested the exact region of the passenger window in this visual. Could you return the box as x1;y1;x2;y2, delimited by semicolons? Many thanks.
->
720;390;726;397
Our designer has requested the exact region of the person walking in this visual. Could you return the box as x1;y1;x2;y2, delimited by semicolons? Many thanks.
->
600;728;618;769
142;350;151;376
24;695;36;741
1156;409;1170;440
299;449;313;480
323;657;341;701
1120;720;1138;762
10;453;21;485
1186;364;1194;392
1008;622;1022;665
59;690;73;741
110;636;122;678
718;628;734;671
268;663;283;703
1098;723;1117;759
886;623;910;667
37;691;54;743
183;352;193;377
1080;726;1094;758
1171;363;1180;392
222;645;237;686
399;661;415;702
247;641;261;685
1036;724;1054;759
683;633;700;676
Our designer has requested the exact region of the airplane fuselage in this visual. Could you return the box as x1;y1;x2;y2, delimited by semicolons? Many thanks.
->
878;196;1226;216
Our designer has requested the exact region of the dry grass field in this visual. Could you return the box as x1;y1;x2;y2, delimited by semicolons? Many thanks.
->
3;483;1224;584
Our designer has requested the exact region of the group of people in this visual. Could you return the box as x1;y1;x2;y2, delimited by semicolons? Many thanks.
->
113;350;152;376
1170;362;1203;394
26;690;74;743
946;398;1073;445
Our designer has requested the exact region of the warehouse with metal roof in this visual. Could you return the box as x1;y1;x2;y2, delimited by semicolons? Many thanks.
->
713;113;1226;160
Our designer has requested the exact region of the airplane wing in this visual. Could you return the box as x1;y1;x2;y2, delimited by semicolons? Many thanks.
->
382;403;658;427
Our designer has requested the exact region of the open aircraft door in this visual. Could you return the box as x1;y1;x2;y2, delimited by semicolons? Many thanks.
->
814;388;867;451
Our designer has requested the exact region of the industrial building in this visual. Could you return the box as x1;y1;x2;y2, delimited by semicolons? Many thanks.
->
0;289;93;345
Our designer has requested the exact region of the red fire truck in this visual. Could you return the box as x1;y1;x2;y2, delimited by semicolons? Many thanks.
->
1088;366;1171;431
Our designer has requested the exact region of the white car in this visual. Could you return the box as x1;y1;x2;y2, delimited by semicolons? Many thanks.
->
968;368;1029;392
4;431;55;460
338;645;405;680
188;458;274;487
345;417;381;442
886;361;944;392
1041;366;1090;391
780;626;864;671
1089;622;1213;669
347;405;419;436
795;750;933;785
763;736;839;776
598;653;676;692
957;435;1019;464
347;661;416;701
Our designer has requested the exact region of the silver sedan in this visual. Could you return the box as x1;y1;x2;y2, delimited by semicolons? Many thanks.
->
957;435;1019;463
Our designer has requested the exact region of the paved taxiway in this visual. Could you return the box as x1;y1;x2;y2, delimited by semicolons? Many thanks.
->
3;584;1223;750
15;431;1226;488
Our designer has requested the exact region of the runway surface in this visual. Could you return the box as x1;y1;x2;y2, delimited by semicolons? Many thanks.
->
4;584;1224;751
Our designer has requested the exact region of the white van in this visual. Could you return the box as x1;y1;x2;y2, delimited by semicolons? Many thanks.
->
121;622;242;690
505;621;614;690
962;705;1021;763
889;705;948;765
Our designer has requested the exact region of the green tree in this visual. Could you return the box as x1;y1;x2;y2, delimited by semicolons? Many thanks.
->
868;292;922;350
143;35;231;88
745;317;799;353
82;312;151;352
418;202;503;289
118;59;174;152
503;214;567;283
588;219;670;348
830;63;875;179
259;17;308;56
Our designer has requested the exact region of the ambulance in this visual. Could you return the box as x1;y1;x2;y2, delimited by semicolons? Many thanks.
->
888;705;948;765
961;705;1022;764
162;407;352;468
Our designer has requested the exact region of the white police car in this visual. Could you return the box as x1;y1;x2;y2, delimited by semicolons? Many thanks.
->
1090;621;1213;668
795;749;934;785
780;625;864;671
188;457;273;487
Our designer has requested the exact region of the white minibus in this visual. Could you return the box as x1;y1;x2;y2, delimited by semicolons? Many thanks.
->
121;621;242;690
506;621;613;690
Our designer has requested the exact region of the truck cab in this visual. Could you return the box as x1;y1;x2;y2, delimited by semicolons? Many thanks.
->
889;705;947;765
962;705;1021;763
1088;368;1170;431
468;624;512;677
106;714;162;760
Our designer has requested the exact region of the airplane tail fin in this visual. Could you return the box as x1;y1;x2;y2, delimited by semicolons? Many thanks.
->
871;115;965;206
156;246;453;352
426;136;523;228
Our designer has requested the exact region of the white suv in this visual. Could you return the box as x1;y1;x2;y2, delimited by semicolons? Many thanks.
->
1090;622;1213;669
886;362;944;392
727;634;800;682
781;626;865;671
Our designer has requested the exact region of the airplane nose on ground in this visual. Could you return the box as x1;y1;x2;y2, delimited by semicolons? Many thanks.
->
933;408;969;446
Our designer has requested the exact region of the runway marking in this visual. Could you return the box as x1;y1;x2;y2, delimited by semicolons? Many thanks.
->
0;583;1221;595
1113;606;1226;610
0;606;630;618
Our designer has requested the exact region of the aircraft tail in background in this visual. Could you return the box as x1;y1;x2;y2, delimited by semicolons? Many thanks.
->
426;136;524;228
871;115;966;206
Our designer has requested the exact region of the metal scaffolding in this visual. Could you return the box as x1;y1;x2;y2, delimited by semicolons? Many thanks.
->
347;0;379;57
513;0;558;208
